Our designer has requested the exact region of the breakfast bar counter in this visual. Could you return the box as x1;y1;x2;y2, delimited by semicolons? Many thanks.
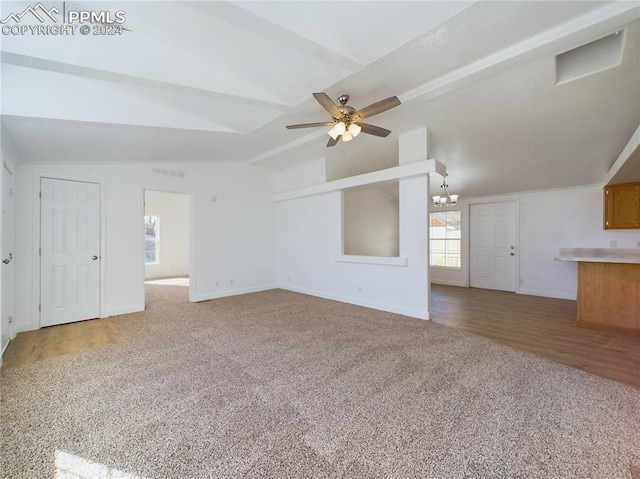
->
555;248;640;333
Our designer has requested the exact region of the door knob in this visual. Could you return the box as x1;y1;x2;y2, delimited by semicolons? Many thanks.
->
510;252;515;256
2;253;12;264
92;255;98;260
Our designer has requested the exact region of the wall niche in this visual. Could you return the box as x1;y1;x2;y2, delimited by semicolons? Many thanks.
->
343;182;399;257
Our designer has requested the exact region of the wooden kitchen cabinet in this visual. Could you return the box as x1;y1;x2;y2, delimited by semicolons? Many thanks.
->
603;182;640;229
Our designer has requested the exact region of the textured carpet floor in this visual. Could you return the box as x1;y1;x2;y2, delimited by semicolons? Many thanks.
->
1;285;639;478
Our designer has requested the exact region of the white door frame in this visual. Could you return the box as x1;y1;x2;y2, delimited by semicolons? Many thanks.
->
32;172;107;329
140;187;196;305
467;198;520;292
1;162;16;354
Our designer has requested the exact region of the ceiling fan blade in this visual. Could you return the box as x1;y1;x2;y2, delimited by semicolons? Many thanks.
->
313;92;342;118
352;96;401;121
327;136;339;147
358;123;392;138
286;122;335;129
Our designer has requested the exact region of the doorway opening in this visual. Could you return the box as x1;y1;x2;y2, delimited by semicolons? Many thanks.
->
143;190;192;303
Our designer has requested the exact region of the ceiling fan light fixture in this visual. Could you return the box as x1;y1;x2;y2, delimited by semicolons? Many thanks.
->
348;123;361;138
285;93;401;148
328;126;340;140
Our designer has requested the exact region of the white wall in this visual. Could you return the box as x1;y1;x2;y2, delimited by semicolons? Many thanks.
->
276;182;429;319
144;190;190;279
14;161;276;332
275;129;430;320
430;184;640;299
343;186;399;257
275;157;326;192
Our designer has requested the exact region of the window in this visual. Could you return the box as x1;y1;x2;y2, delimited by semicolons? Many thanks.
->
430;211;461;268
144;215;159;265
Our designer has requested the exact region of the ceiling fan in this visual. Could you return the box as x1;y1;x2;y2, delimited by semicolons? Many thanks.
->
286;93;401;147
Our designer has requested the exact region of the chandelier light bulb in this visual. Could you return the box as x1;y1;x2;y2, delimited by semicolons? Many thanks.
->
342;131;354;142
334;121;346;135
348;123;361;138
432;174;460;207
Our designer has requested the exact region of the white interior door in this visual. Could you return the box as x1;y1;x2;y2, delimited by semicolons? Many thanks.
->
41;178;101;327
470;201;516;292
1;164;16;353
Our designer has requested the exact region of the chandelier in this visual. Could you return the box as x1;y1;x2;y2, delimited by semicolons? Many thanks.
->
432;175;459;207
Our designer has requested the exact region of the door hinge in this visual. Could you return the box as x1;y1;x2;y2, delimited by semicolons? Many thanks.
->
39;246;41;255
38;304;41;312
39;191;42;199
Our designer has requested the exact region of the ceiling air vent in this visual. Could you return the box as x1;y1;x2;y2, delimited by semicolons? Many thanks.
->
555;31;624;85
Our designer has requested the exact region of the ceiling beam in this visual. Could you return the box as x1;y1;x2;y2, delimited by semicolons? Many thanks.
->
400;1;640;105
273;159;444;202
1;52;291;111
180;1;362;73
603;124;640;186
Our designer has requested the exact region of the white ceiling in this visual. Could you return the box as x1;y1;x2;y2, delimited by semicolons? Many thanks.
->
1;1;639;198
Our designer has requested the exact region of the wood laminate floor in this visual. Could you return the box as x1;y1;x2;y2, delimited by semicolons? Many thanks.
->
431;284;640;389
1;318;122;369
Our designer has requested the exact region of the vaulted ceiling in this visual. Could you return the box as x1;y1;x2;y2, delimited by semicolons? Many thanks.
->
1;1;639;197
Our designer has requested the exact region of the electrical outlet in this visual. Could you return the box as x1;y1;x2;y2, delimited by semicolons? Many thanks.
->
229;279;234;286
610;240;617;248
215;281;219;287
286;275;290;281
357;286;362;293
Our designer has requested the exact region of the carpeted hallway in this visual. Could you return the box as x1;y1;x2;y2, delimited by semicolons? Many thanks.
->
1;284;639;478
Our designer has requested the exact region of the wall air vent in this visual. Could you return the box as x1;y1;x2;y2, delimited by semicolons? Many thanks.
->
152;168;185;178
555;31;624;85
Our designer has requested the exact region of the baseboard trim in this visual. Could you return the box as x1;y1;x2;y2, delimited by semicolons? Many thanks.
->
278;284;430;320
108;305;143;317
431;280;468;287
578;320;640;335
517;288;576;300
15;323;35;333
192;284;277;302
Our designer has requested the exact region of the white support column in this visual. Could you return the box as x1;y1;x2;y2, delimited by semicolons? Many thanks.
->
399;127;429;165
399;127;430;319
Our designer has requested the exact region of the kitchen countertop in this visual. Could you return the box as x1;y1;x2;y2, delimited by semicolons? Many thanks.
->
554;247;640;264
